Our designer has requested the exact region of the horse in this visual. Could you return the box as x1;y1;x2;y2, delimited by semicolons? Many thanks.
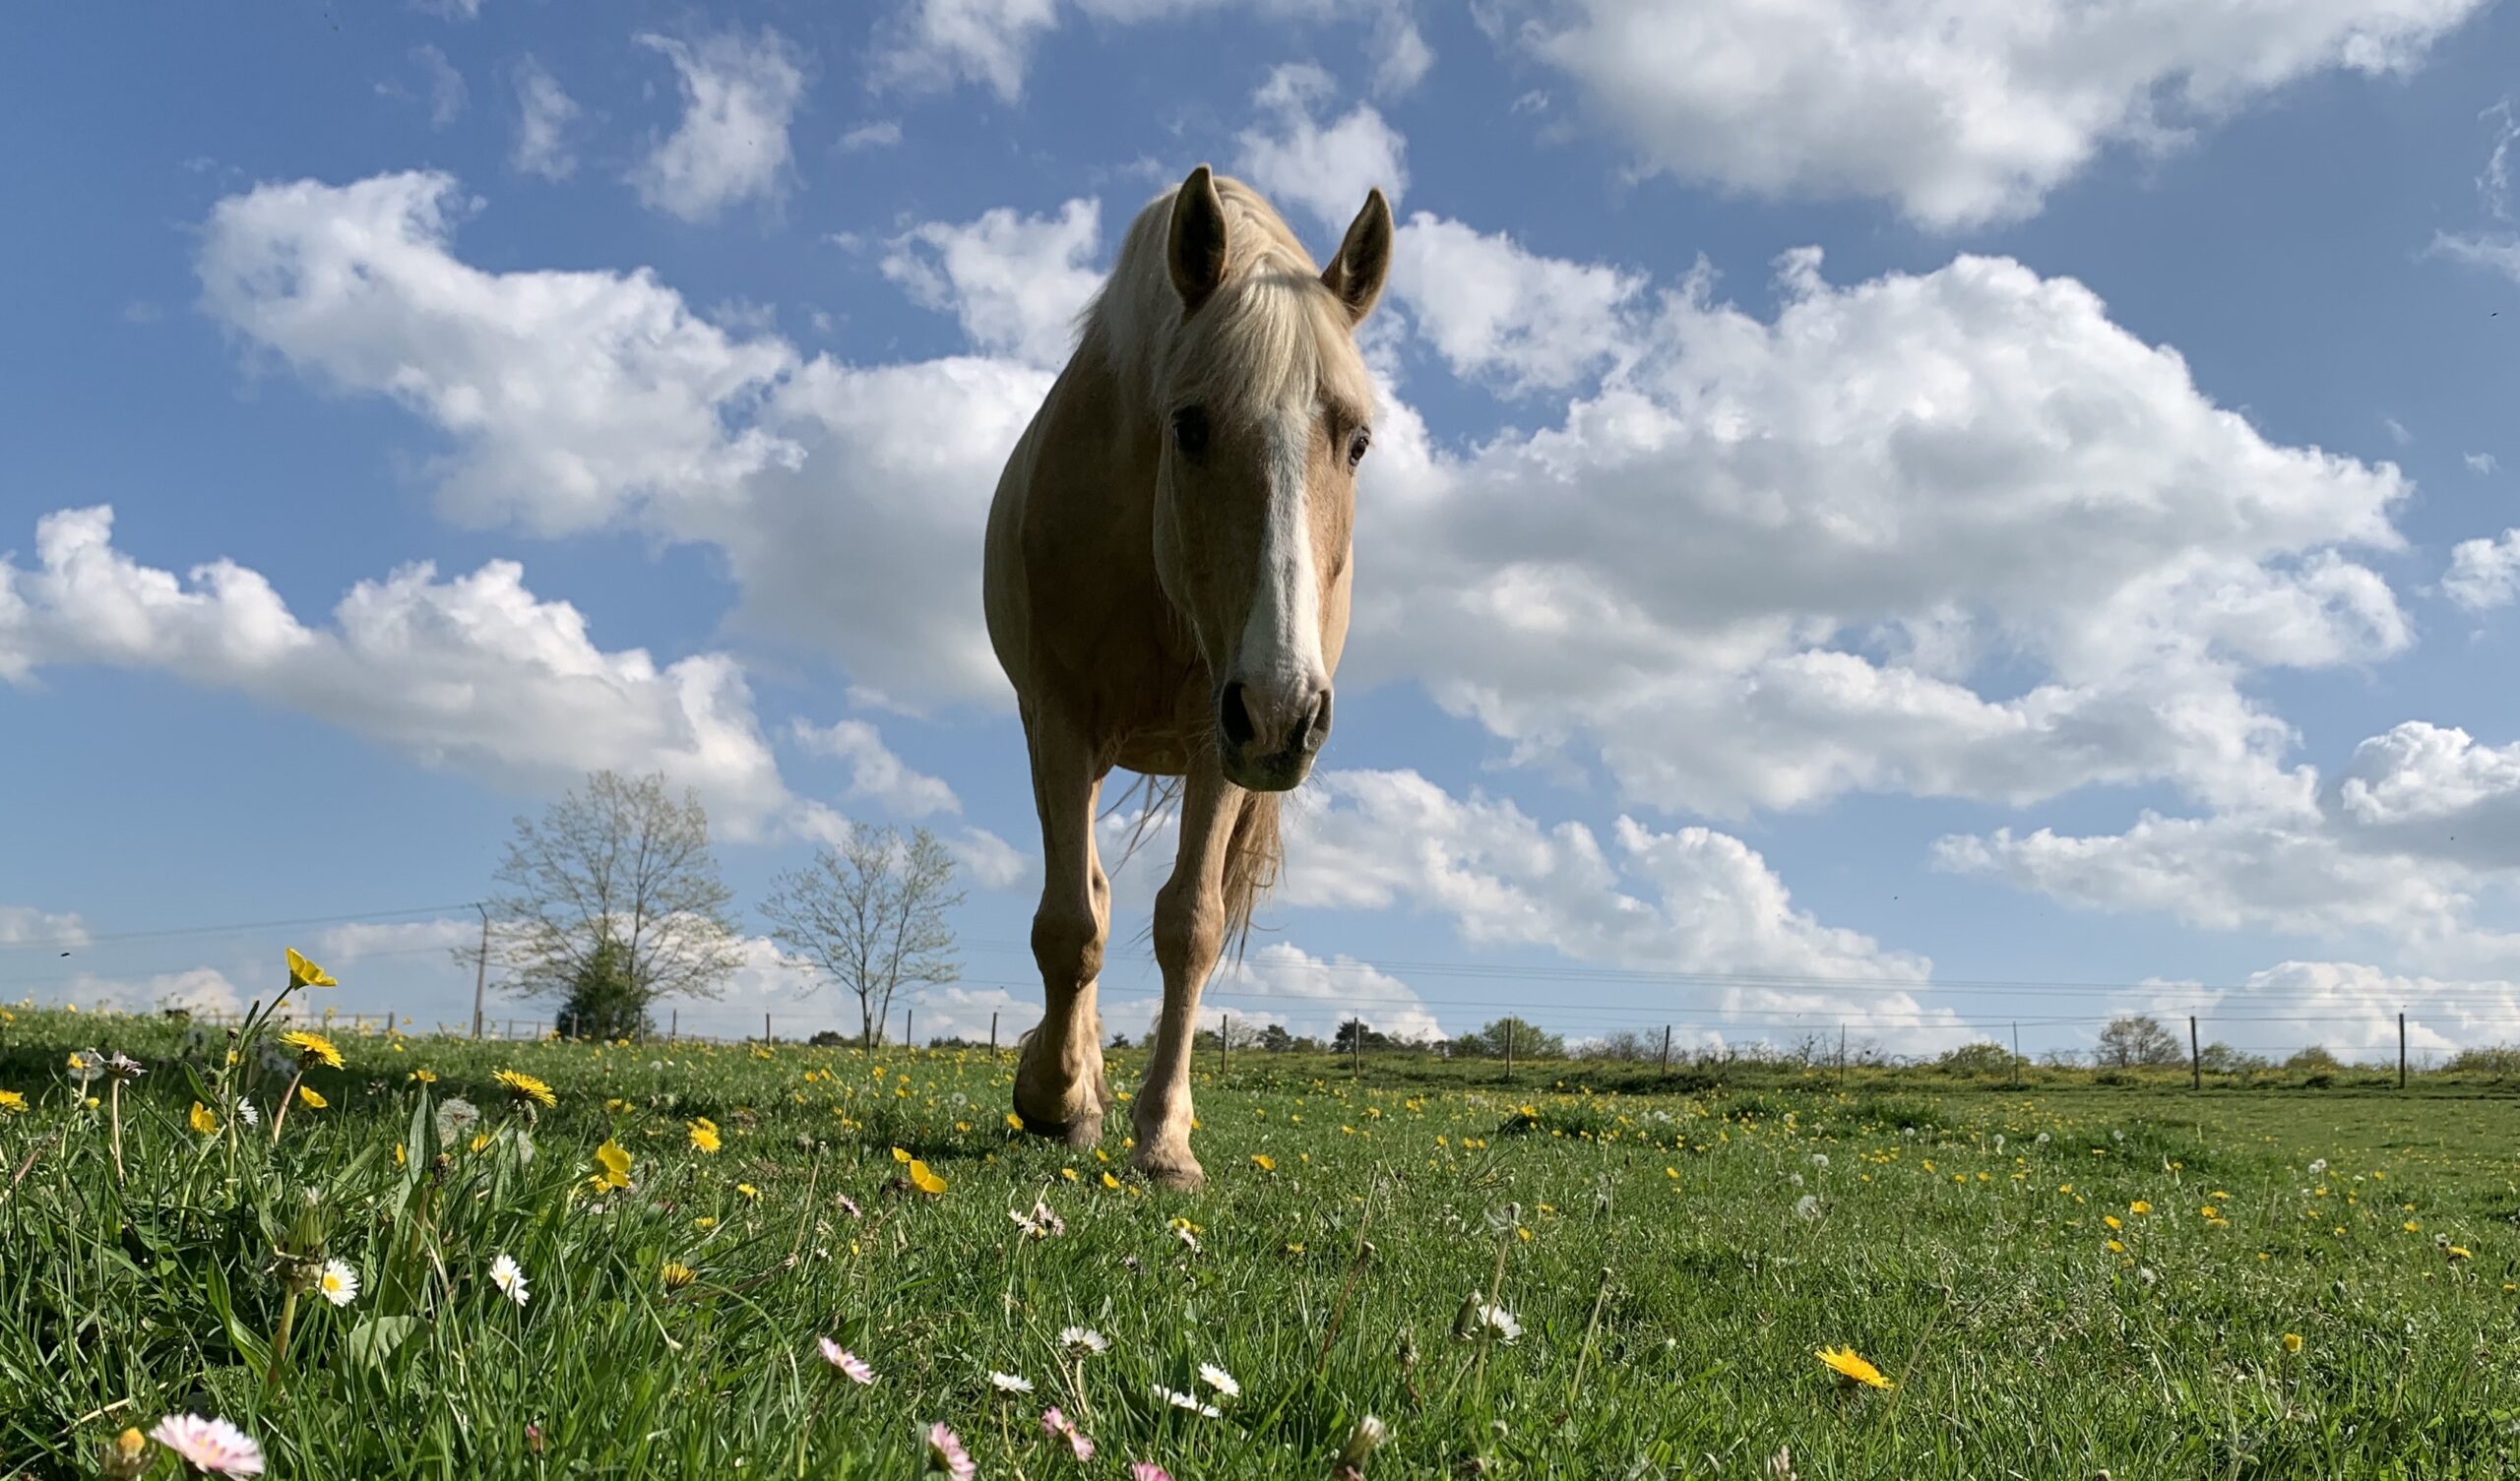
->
982;164;1392;1189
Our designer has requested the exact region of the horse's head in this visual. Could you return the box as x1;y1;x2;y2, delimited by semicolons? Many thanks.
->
1152;165;1391;793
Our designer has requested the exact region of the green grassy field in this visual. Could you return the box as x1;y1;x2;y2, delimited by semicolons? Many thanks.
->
7;985;2520;1480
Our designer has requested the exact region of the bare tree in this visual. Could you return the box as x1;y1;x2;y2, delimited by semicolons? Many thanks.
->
477;771;745;1026
761;825;965;1052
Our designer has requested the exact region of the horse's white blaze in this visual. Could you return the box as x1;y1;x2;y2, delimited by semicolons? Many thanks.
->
1236;404;1326;723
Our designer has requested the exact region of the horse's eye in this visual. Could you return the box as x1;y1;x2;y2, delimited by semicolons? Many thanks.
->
1171;405;1209;460
1347;428;1372;467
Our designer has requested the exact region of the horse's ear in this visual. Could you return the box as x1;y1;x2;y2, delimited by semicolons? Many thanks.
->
1321;187;1393;326
1167;165;1229;314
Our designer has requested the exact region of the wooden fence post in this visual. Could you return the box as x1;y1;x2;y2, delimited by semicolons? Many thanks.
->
1659;1024;1671;1076
2399;1012;2408;1089
2189;1016;2201;1091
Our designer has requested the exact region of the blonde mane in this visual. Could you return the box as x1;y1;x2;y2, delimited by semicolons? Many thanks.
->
1080;175;1375;428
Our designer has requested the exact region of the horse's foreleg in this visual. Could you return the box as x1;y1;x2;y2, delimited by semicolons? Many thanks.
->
1013;715;1110;1147
1133;764;1245;1190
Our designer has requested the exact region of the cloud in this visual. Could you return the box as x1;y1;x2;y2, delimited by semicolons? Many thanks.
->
629;29;809;222
510;57;581;181
2442;529;2520;612
1939;719;2520;976
1354;242;2412;819
1388;213;1644;393
313;917;478;964
2138;960;2514;1063
196;169;1038;709
880;198;1103;366
0;505;804;836
1509;0;2488;228
870;0;1429;105
0;905;88;949
791;718;961;816
2469;453;2500;475
1207;942;1443;1041
1233;63;1409;234
413;45;468;129
839;120;904;153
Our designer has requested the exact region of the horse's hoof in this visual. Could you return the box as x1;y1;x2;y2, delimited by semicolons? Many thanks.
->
1013;1090;1105;1147
1132;1144;1205;1192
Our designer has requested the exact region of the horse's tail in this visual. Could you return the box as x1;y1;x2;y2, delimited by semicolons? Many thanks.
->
1219;790;1282;961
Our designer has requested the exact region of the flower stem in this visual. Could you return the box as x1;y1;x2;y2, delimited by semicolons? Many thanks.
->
271;1068;305;1144
107;1079;125;1186
262;1286;300;1397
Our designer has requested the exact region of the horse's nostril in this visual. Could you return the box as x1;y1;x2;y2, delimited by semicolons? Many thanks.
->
1298;687;1334;753
1219;681;1258;752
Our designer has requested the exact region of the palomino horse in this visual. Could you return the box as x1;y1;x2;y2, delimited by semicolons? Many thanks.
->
983;165;1392;1189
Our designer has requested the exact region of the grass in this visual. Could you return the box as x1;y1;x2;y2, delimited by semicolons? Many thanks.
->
6;985;2520;1479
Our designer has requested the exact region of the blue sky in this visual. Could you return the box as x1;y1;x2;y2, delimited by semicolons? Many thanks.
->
7;0;2520;1062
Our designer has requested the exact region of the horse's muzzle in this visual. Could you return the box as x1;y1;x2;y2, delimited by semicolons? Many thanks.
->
1218;678;1332;791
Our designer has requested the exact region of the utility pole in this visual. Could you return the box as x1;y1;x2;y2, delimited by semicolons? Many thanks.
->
764;1012;773;1044
989;1011;999;1061
471;901;489;1039
2189;1016;2201;1092
669;1008;678;1042
2399;1012;2408;1090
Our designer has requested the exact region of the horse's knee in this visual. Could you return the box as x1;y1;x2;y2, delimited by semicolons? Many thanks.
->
1032;903;1104;990
1151;883;1224;979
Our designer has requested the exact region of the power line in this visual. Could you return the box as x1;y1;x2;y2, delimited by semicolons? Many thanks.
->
0;902;479;954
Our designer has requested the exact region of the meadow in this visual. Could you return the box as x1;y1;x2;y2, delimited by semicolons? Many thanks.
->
6;964;2520;1479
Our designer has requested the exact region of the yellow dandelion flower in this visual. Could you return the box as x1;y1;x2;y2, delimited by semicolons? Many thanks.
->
695;1215;719;1230
892;1146;914;1163
1005;1112;1025;1131
0;1089;26;1116
493;1070;556;1108
1815;1346;1894;1390
2104;1215;2122;1230
662;1261;697;1290
1251;1153;1276;1171
410;1069;438;1083
2282;1332;2302;1353
188;1100;220;1135
296;1084;328;1110
2405;1220;2422;1233
285;948;338;988
2106;1239;2125;1254
908;1159;948;1196
736;1182;760;1200
280;1030;345;1069
2447;1245;2474;1260
593;1139;632;1191
2200;1205;2218;1219
2129;1201;2152;1215
1100;1171;1120;1190
1061;1166;1079;1182
689;1120;723;1154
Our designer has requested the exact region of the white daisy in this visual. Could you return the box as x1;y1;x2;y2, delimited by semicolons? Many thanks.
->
1475;1301;1522;1342
817;1338;875;1384
1197;1362;1240;1398
488;1252;529;1306
316;1259;358;1308
1152;1384;1221;1418
234;1097;259;1129
989;1371;1035;1394
1059;1326;1110;1356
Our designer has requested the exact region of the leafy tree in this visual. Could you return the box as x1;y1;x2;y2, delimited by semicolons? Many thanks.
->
1933;1041;2024;1078
2095;1015;2184;1069
761;826;965;1054
480;770;744;1024
1332;1018;1394;1052
554;936;648;1040
2285;1044;2344;1073
1457;1017;1564;1060
2196;1042;2269;1075
1257;1022;1294;1053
